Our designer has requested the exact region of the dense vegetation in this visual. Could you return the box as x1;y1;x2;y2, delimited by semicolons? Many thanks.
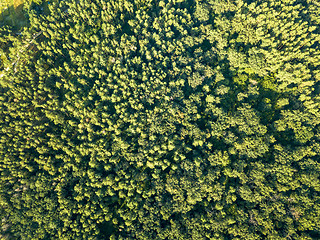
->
1;0;320;239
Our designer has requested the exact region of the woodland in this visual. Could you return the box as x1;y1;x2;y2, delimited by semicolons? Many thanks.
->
0;0;320;239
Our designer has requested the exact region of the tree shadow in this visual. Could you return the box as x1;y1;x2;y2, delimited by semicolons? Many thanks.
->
97;221;116;239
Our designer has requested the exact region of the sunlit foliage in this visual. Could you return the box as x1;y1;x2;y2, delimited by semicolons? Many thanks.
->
1;0;320;239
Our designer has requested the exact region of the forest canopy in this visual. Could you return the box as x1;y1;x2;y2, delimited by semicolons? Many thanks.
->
1;0;320;239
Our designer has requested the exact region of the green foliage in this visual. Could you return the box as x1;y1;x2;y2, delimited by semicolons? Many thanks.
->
1;0;320;239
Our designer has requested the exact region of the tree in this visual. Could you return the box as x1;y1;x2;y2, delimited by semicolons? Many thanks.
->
1;0;320;239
